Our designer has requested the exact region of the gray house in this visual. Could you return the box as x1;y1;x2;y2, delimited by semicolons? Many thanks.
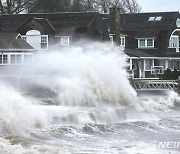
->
1;11;180;80
0;12;109;50
103;10;180;79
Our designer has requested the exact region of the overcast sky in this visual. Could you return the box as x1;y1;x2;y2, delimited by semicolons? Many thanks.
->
138;0;180;12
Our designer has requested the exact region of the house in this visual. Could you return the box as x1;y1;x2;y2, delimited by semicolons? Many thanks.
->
1;11;180;80
0;33;34;65
103;9;180;79
0;12;109;50
0;33;34;76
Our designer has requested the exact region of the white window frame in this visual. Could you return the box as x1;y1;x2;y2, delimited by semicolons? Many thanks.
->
138;38;154;48
0;54;8;65
0;53;34;65
41;35;48;49
24;53;34;65
155;16;162;21
22;32;48;50
109;35;114;45
10;53;23;65
120;36;125;46
151;66;164;74
144;59;153;71
169;35;179;48
169;35;179;52
61;36;70;45
148;16;162;21
149;17;155;21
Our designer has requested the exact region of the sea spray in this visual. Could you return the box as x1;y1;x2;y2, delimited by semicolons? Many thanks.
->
137;91;178;112
17;42;137;107
0;42;138;136
0;82;48;137
0;42;179;154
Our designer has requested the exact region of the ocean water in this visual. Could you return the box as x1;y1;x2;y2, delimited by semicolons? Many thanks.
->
0;42;180;154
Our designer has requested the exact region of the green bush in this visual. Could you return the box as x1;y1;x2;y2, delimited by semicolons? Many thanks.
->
162;68;180;80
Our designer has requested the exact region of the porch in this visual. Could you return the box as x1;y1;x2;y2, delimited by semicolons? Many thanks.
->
127;57;180;79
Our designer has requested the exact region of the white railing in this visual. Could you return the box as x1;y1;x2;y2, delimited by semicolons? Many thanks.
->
133;80;179;90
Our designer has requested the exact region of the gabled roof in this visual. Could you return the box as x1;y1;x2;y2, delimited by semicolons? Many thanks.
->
0;12;99;33
0;33;34;50
121;12;179;38
17;17;56;33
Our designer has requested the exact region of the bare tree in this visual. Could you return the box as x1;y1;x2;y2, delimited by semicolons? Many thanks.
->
0;0;142;14
121;0;142;13
97;0;141;13
71;0;83;12
0;0;34;14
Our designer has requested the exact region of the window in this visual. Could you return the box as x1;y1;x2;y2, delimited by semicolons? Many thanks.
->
155;16;162;21
138;38;154;48
139;39;146;47
147;39;154;47
174;61;180;70
10;54;22;64
168;60;180;70
149;17;155;21
145;59;152;70
148;16;162;21
61;36;69;45
41;36;48;49
120;37;125;46
16;55;21;64
169;36;179;48
0;54;8;64
168;60;174;69
109;35;113;44
24;54;33;64
11;55;16;64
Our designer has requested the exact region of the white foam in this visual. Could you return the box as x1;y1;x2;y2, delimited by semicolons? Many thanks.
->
0;83;48;136
17;42;137;107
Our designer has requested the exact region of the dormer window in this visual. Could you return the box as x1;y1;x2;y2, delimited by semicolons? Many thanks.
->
22;30;48;50
147;38;154;47
139;39;146;47
138;38;154;48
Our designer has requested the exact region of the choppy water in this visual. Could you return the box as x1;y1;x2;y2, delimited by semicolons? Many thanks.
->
0;89;180;154
0;43;180;154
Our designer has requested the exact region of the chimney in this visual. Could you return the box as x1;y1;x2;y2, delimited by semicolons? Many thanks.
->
109;7;121;45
